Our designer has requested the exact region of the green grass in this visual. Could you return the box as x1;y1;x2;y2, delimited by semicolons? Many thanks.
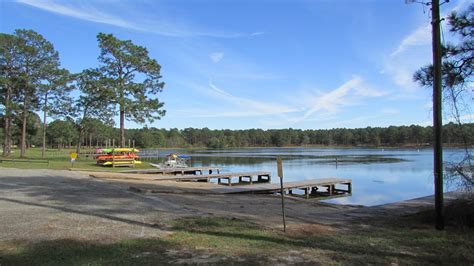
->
0;148;154;171
0;239;175;265
1;203;473;265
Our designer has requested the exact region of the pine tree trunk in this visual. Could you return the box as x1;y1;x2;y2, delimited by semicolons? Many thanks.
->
20;94;28;158
3;116;10;157
2;86;12;157
120;110;125;148
76;127;85;155
42;92;48;159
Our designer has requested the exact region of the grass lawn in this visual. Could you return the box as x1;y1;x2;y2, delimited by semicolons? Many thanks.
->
1;201;473;265
0;148;155;171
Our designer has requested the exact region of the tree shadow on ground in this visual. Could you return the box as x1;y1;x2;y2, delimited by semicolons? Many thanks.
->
0;197;167;230
0;172;196;220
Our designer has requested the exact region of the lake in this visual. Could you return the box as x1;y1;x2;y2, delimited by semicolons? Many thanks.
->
141;147;469;206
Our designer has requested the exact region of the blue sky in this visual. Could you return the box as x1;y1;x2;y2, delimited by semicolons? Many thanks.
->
1;0;472;130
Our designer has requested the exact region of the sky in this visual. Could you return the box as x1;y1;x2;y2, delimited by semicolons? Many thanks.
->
1;0;472;130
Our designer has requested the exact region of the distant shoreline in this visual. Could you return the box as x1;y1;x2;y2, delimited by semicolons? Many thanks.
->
135;144;473;150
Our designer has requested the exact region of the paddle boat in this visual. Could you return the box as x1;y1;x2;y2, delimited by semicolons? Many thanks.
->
149;153;190;169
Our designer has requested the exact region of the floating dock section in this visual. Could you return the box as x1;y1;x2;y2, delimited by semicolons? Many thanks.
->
128;178;352;199
119;167;221;175
151;171;270;185
211;178;352;199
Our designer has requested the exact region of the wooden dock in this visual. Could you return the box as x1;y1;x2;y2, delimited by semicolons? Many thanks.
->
128;178;352;199
119;167;221;175
90;171;271;186
182;171;271;186
90;169;351;200
210;178;352;198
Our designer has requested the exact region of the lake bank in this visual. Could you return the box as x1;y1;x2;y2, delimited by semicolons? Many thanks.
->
1;147;472;206
0;168;472;264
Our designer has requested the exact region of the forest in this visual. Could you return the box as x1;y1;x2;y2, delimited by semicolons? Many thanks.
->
1;30;165;157
1;116;472;149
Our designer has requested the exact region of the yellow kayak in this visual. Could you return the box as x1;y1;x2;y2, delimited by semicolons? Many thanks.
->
101;160;142;166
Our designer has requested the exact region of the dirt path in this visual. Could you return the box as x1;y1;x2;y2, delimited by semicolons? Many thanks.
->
0;168;466;243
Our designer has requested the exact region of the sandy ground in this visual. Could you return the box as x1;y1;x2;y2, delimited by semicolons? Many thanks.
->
0;168;465;243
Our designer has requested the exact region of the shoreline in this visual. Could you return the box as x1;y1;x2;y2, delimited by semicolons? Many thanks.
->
132;144;473;150
0;167;468;225
1;168;472;264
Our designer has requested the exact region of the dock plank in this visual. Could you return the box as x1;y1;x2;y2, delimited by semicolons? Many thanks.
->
171;171;271;185
119;167;221;175
208;178;352;194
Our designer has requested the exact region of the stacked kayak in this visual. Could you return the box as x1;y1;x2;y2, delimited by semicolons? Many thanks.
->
95;148;142;166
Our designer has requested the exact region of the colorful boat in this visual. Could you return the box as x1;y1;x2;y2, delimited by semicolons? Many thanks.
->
150;153;190;169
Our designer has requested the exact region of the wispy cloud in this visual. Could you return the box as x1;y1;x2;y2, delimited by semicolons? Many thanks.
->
391;0;470;57
260;76;387;127
207;81;300;116
209;52;224;63
384;23;432;91
298;76;385;122
175;80;300;118
383;58;421;91
384;0;471;92
250;32;265;36
17;0;140;30
391;24;431;57
301;77;362;120
16;0;262;38
174;76;387;128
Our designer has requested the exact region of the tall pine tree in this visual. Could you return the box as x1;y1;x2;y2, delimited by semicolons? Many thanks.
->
97;33;166;148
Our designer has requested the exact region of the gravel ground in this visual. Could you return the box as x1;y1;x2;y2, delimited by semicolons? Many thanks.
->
0;168;182;242
0;168;357;242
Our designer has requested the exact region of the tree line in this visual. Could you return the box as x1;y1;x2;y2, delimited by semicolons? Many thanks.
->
3;118;472;150
1;29;165;158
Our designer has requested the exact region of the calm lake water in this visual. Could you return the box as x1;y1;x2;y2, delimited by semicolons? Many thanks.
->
141;147;469;206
